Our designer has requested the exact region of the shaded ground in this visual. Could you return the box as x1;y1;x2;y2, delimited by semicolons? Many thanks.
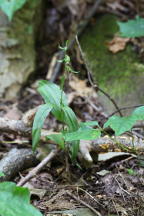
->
0;1;144;216
1;75;144;215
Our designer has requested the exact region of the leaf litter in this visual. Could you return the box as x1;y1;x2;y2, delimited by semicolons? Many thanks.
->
0;0;144;215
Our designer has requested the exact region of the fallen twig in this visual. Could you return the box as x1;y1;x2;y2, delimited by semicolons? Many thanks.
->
66;191;102;216
0;117;31;136
75;35;123;117
108;104;144;117
0;117;58;144
17;148;59;186
0;115;144;165
78;187;104;207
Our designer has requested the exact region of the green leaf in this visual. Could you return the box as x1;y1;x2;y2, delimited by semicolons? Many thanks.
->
64;55;70;63
46;133;65;149
127;168;136;176
131;106;144;120
104;115;136;136
80;121;99;127
0;182;42;216
32;103;53;151
0;172;5;177
117;16;144;38
61;106;79;131
38;80;68;122
0;0;27;21
61;106;79;159
38;80;68;108
70;141;80;160
64;128;101;141
61;106;80;159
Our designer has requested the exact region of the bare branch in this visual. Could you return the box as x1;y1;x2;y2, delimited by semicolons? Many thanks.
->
17;148;59;186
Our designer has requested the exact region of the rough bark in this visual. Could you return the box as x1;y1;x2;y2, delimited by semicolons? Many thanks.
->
0;148;38;181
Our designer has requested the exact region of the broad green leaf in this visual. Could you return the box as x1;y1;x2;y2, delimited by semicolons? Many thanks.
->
32;103;53;151
0;172;5;177
117;16;144;38
0;182;42;216
52;107;64;122
132;106;144;120
80;121;99;127
38;80;68;108
61;106;79;131
46;133;65;149
104;115;136;136
64;128;101;141
0;0;27;21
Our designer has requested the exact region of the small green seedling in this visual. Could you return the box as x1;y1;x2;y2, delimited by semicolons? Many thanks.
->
58;41;78;74
32;42;144;159
127;168;137;176
32;42;101;159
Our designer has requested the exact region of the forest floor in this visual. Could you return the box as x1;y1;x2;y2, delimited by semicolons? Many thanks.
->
0;0;144;216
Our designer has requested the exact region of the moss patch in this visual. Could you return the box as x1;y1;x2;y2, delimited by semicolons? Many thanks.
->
80;14;144;113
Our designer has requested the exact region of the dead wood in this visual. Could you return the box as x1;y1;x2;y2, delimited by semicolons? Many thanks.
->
66;191;102;216
0;148;38;181
17;148;59;186
80;135;143;162
0;116;143;165
0;116;57;143
0;117;31;136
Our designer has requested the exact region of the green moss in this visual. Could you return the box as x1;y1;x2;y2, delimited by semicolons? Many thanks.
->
80;14;144;98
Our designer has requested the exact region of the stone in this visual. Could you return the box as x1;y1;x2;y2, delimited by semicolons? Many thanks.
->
81;14;144;115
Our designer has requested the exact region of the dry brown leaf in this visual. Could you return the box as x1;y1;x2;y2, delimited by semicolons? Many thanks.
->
4;106;22;120
69;76;97;98
107;36;130;53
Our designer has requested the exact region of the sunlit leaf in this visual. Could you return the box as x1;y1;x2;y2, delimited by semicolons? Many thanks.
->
118;16;144;38
80;121;99;127
104;115;136;136
64;128;101;141
46;133;65;149
0;0;27;21
38;80;68;108
32;103;53;151
62;106;79;131
132;106;144;120
0;182;42;216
